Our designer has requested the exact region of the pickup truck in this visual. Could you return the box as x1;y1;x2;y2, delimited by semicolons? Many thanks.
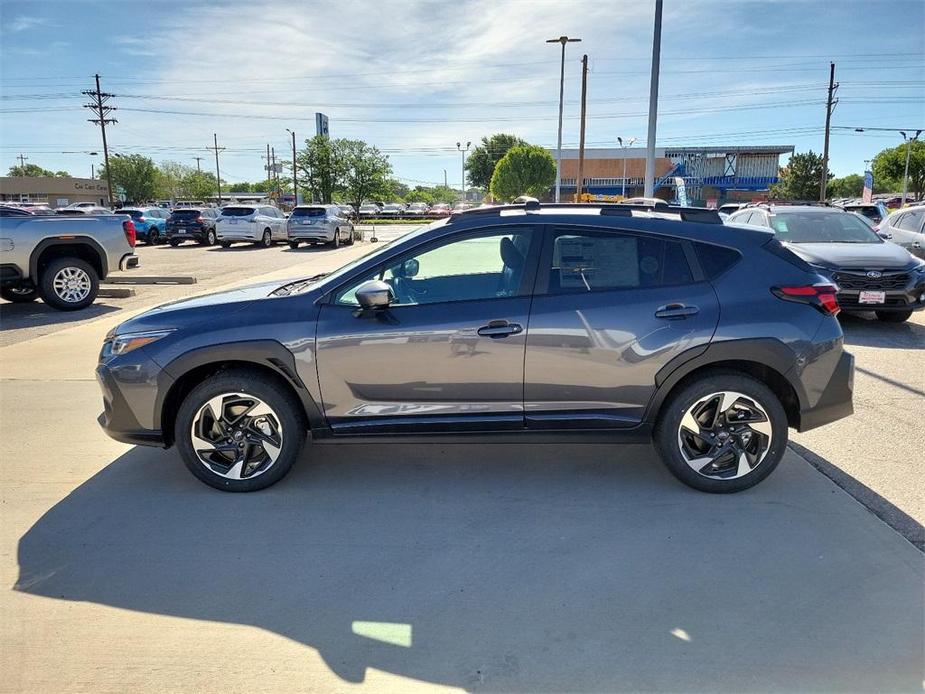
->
0;213;139;310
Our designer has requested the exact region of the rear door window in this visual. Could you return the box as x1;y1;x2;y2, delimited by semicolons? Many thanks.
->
897;210;924;232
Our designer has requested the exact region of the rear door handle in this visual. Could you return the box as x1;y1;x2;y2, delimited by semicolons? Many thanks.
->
655;303;699;319
477;320;523;338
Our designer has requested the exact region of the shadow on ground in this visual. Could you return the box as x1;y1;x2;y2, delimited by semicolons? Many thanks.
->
0;301;119;332
838;312;925;350
15;443;923;691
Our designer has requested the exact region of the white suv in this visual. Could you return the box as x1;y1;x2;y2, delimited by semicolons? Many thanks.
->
216;205;287;247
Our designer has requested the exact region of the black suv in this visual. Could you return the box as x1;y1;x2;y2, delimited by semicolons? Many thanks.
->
166;207;218;246
97;202;854;494
727;204;925;322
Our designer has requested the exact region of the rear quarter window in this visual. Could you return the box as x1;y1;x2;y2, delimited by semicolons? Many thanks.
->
694;243;742;278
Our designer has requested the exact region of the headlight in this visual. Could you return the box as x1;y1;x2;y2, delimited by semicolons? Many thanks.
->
110;329;174;356
913;261;925;275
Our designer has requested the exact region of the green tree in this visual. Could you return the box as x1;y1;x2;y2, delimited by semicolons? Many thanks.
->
179;170;219;200
828;173;864;198
873;140;925;200
489;145;557;202
406;186;436;205
337;139;393;215
465;133;527;190
769;150;831;201
295;135;342;203
7;163;65;177
98;154;158;203
429;185;459;203
155;161;193;200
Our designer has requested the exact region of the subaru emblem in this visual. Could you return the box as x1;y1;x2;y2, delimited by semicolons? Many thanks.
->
866;271;882;279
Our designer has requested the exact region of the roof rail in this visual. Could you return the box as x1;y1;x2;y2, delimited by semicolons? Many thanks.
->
446;201;722;224
747;200;833;208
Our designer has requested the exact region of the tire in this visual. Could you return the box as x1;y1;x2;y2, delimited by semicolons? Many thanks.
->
175;369;306;492
654;370;788;493
220;240;231;248
347;226;355;245
330;228;341;248
38;257;99;311
148;229;160;245
169;238;181;247
876;310;912;323
288;241;300;249
1;286;38;303
201;229;217;246
258;229;272;248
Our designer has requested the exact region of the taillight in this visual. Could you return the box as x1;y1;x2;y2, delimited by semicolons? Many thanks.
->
772;284;840;316
123;220;136;247
138;216;146;223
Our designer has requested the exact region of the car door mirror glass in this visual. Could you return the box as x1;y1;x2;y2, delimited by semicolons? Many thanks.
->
355;280;393;309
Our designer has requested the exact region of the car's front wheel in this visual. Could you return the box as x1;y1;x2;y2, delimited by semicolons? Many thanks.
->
654;371;788;493
175;370;306;492
876;309;913;323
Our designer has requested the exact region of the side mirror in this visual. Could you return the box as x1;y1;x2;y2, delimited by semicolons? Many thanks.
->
355;280;393;309
878;231;892;240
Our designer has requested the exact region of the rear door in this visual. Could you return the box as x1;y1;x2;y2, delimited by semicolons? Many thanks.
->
523;225;720;428
891;210;925;259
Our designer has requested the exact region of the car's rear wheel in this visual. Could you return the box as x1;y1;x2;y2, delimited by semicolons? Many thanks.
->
175;370;306;492
257;229;272;248
330;228;341;248
876;309;912;323
39;257;99;311
220;240;231;248
1;286;38;303
201;229;216;246
169;238;181;247
148;229;160;245
655;371;788;493
289;240;300;249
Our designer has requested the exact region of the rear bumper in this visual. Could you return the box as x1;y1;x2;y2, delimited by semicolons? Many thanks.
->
166;224;208;241
119;254;139;271
797;351;854;432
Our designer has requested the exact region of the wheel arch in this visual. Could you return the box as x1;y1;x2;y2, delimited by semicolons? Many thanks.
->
646;341;804;429
157;341;323;446
29;238;107;282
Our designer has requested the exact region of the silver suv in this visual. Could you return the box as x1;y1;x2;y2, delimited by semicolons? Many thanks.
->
286;205;354;248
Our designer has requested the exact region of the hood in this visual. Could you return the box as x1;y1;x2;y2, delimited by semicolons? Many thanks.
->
785;241;916;270
113;279;287;334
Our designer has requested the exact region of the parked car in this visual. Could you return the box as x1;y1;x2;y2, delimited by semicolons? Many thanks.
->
726;204;925;322
0;212;138;310
286;205;354;248
838;202;889;225
428;203;452;218
56;206;113;215
114;206;169;245
378;203;405;217
62;202;103;210
166;207;219;246
175;200;207;209
878;207;924;261
216;205;287;248
405;202;430;216
337;205;357;220
717;203;748;216
0;204;54;216
96;200;854;494
358;203;381;218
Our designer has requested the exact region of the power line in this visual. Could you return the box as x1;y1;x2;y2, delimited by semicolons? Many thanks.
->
82;74;117;207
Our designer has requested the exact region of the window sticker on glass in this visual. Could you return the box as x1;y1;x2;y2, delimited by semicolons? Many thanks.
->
771;218;789;233
554;235;639;289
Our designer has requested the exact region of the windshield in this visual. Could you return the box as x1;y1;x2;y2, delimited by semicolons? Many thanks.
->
769;211;882;244
221;207;256;217
290;207;325;218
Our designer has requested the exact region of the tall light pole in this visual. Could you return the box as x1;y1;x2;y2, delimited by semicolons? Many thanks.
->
644;0;663;198
900;130;922;204
457;141;470;203
617;136;637;198
547;35;581;203
286;128;298;206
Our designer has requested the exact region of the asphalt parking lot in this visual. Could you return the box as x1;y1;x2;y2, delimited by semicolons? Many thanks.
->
1;225;923;691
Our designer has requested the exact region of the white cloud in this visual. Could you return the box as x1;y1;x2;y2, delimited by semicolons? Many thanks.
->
7;15;53;32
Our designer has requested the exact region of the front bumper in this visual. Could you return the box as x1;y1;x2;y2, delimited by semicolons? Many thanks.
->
96;350;170;448
797;351;854;432
833;270;925;313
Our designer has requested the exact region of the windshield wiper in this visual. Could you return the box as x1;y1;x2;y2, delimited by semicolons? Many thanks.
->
270;272;329;297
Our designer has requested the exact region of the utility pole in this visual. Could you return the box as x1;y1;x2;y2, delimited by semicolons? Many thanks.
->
208;133;224;206
644;0;663;198
618;136;637;198
900;130;922;204
547;35;581;202
82;74;117;207
193;156;203;173
17;153;28;174
820;62;838;201
456;142;471;203
271;147;281;200
443;169;448;188
576;54;589;202
286;129;298;205
264;143;271;193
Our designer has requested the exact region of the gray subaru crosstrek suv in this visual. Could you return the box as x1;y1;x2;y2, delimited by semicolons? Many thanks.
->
97;201;854;493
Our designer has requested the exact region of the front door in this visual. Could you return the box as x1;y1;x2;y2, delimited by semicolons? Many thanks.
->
316;225;538;433
523;225;720;428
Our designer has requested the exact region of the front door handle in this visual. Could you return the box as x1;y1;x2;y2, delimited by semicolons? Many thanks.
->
477;320;523;338
655;303;699;319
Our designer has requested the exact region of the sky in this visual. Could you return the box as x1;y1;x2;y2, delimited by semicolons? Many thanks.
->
0;0;923;187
